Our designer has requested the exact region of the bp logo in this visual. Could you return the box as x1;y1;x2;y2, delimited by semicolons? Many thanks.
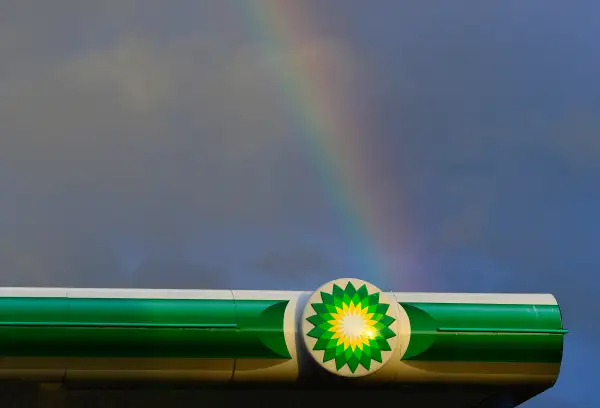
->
302;278;401;377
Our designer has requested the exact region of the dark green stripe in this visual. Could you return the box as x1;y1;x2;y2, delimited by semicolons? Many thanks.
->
401;303;564;364
0;297;290;359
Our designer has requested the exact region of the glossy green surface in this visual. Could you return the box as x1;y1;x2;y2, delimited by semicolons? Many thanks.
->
235;299;291;358
401;303;564;363
0;297;290;359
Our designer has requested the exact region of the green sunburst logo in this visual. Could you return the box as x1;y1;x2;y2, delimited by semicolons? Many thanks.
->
304;280;397;374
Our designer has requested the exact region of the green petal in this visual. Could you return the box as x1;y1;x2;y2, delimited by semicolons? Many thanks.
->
351;292;361;306
376;338;392;351
376;303;390;314
379;327;396;339
366;304;379;314
371;347;382;363
318;321;334;330
321;292;335;306
322;331;336;340
327;338;340;350
306;314;325;326
321;313;336;322
323;346;337;362
311;303;330;315
373;322;386;330
307;327;325;338
347;355;360;373
370;313;384;321
379;315;396;326
359;349;372;370
313;337;330;350
357;284;369;303
332;285;344;305
325;303;338;313
335;353;348;370
344;346;353;361
344;281;357;298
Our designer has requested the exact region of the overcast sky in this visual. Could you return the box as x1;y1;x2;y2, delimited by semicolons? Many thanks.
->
0;1;597;406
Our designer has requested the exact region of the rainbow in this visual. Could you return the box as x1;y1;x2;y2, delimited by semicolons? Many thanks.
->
237;2;417;288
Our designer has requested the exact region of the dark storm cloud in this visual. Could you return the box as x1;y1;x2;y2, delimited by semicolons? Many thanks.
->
316;0;600;298
0;1;595;405
129;259;226;289
321;3;599;406
0;2;358;288
250;248;338;289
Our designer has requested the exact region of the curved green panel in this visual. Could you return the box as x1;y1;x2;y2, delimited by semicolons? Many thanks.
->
234;300;291;359
401;303;565;363
0;297;291;359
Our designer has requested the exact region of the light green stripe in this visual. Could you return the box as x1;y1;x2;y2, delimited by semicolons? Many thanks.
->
0;322;237;329
437;327;568;334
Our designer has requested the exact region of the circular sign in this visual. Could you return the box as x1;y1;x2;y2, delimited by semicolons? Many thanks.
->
302;278;400;377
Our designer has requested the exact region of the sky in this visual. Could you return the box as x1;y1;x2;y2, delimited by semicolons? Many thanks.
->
0;1;597;406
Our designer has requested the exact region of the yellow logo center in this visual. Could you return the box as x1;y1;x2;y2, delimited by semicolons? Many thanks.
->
328;302;378;351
